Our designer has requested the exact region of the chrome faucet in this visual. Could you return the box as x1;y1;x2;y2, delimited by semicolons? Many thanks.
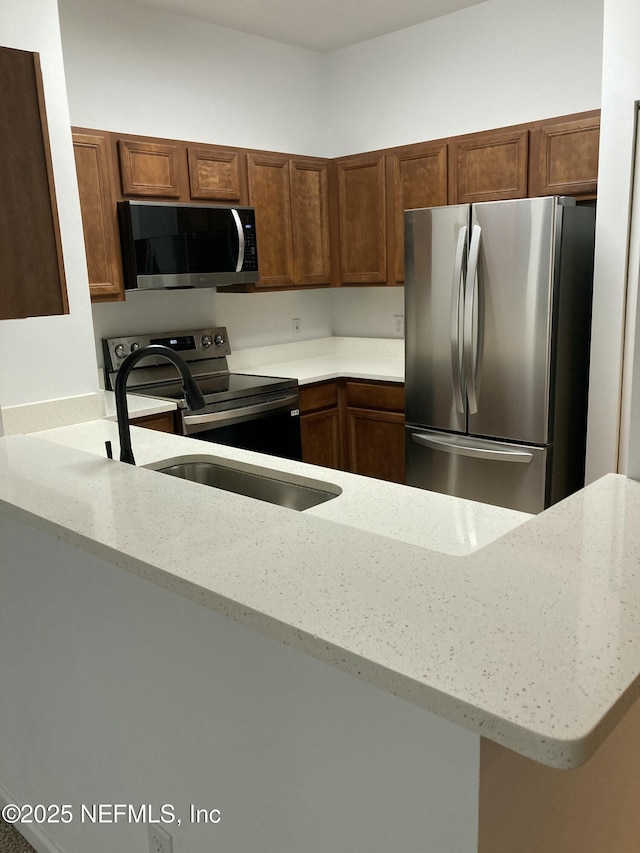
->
114;344;205;465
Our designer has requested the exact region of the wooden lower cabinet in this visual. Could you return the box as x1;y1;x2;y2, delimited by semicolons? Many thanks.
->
345;381;405;484
299;381;342;469
299;379;406;484
130;411;176;433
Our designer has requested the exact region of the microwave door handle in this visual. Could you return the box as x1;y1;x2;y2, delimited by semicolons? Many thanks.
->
231;209;245;272
464;224;482;414
450;225;467;414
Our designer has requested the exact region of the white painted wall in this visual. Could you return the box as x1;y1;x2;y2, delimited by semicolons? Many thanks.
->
325;0;603;156
0;0;99;408
587;0;640;482
0;514;481;853
58;0;328;155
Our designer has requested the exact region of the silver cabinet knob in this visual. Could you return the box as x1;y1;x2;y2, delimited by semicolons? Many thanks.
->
214;334;225;347
201;335;212;348
115;344;126;358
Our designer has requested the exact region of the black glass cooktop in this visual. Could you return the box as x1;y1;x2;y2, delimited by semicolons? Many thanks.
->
136;372;296;404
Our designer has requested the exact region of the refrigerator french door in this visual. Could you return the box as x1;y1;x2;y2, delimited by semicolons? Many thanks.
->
404;196;595;514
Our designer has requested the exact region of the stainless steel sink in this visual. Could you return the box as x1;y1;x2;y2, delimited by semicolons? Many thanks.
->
150;458;341;511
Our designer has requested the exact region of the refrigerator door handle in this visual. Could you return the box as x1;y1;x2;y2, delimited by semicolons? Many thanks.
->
410;432;534;463
464;224;482;414
450;225;467;414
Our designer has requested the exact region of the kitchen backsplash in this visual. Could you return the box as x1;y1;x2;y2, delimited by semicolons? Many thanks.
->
91;286;405;369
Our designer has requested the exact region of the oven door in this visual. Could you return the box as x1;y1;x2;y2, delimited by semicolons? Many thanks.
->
180;392;302;461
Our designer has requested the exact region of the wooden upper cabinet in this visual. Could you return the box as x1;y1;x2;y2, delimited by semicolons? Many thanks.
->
73;131;124;302
529;111;600;198
247;152;295;288
117;137;185;198
290;157;331;286
388;141;448;283
187;145;247;202
336;152;387;284
451;129;529;204
0;47;68;320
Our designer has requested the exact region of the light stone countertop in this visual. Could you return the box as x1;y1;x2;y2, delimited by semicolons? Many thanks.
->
2;420;640;771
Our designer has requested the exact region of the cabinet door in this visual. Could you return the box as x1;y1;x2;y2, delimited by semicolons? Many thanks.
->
389;142;448;284
529;113;600;198
130;411;175;433
247;153;295;288
346;408;406;483
73;131;124;302
300;409;341;469
336;153;387;284
117;138;184;198
290;157;332;286
345;381;406;483
187;146;247;202
451;129;528;204
0;47;68;320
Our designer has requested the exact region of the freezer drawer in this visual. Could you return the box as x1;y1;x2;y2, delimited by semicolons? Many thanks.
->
406;428;549;514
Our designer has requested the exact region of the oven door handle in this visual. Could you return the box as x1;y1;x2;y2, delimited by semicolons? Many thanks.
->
182;393;299;426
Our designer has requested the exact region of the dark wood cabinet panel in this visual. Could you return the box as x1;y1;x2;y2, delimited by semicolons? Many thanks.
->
529;112;600;198
130;411;176;433
187;145;247;202
336;153;387;284
0;47;68;320
346;408;406;484
117;138;184;198
247;152;295;288
344;380;405;483
451;129;529;204
301;409;341;469
290;158;332;286
299;381;339;412
345;381;405;412
299;381;342;469
388;142;448;283
73;131;124;302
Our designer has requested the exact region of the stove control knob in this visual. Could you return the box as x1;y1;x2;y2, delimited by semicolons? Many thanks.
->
130;342;140;353
214;334;225;347
201;335;212;348
114;344;127;359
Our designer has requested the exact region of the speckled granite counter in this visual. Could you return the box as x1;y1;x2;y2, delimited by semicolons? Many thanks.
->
2;419;640;771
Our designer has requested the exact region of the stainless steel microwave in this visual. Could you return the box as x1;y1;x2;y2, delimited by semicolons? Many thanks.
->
117;200;259;290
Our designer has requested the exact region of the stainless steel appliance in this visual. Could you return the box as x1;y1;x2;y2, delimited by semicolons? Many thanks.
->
117;201;259;290
404;196;596;514
103;327;301;460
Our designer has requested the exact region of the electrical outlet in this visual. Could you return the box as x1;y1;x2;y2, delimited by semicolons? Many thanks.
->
393;314;404;335
292;317;301;334
148;825;173;853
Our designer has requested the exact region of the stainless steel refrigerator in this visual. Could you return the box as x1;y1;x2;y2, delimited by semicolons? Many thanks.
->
404;196;596;514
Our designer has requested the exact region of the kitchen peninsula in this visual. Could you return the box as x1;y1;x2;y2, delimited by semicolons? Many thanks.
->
2;417;640;853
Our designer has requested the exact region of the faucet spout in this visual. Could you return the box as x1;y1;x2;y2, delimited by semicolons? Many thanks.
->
114;344;206;465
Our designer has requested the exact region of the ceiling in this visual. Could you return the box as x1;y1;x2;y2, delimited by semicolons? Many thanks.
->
126;0;492;52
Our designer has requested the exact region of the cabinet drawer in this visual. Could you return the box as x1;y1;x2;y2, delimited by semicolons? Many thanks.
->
345;381;404;412
130;411;176;433
299;381;339;413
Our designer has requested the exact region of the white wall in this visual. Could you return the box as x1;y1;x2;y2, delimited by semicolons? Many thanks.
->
587;0;640;481
597;0;640;481
0;0;99;408
58;0;328;155
325;0;603;156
